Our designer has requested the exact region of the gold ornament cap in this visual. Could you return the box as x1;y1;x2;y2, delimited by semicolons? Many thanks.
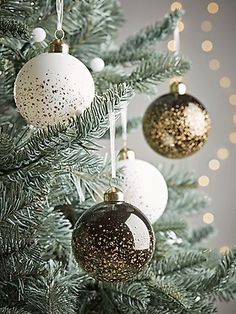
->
118;148;136;161
48;39;69;53
170;82;186;95
104;187;124;202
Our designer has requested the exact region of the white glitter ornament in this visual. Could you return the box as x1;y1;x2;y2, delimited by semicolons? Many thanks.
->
14;39;95;128
90;57;105;72
117;149;168;224
32;27;46;42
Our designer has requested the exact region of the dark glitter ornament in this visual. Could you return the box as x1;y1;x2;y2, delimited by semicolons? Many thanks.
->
143;82;211;159
72;187;155;282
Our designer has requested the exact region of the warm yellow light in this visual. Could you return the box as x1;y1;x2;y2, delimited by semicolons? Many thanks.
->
219;246;230;255
198;176;210;187
219;77;231;88
167;40;176;52
201;40;213;52
229;94;236;106
207;2;219;14
201;20;212;32
208;159;220;171
217;148;229;160
229;132;236;144
209;59;220;71
177;21;184;32
203;212;214;224
171;2;182;11
233;114;236;124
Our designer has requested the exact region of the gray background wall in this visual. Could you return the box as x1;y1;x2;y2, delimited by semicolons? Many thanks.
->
115;1;236;313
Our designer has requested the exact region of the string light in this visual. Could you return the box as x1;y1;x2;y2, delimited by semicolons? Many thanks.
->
233;114;236;124
171;2;182;11
177;21;184;32
208;159;220;171
167;0;233;256
207;2;219;14
229;132;236;144
203;212;214;224
209;59;220;71
197;1;233;255
217;148;229;160
198;176;210;187
201;40;213;52
201;20;212;32
219;246;230;255
219;76;231;88
167;40;176;52
229;94;236;106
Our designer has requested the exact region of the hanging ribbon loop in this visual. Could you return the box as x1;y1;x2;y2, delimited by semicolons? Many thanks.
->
174;26;180;56
108;109;116;180
55;0;64;39
121;105;128;150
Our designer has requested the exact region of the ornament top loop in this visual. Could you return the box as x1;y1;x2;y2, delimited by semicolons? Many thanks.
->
48;38;69;53
118;147;136;161
104;186;124;202
55;29;64;40
56;0;64;32
170;81;186;95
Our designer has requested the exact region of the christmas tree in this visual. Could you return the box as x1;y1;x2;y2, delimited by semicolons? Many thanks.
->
0;1;236;313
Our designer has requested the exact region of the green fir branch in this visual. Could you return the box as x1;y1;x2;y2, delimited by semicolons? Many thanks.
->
0;84;133;176
148;279;194;312
154;251;208;276
36;207;72;263
104;48;158;66
188;225;215;245
102;116;142;139
106;282;150;312
104;10;183;65
24;261;79;314
153;215;188;238
126;54;190;93
96;53;190;94
184;249;236;302
0;309;31;314
162;165;198;189
0;17;30;40
0;1;33;18
208;250;236;302
166;190;209;215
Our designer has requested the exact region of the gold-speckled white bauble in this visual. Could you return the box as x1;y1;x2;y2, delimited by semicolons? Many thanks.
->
14;39;95;128
118;150;168;224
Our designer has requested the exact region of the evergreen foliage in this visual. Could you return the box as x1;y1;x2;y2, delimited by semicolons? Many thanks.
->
0;0;235;313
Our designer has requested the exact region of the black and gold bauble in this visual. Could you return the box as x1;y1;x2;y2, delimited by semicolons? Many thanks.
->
71;187;155;282
143;82;211;159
